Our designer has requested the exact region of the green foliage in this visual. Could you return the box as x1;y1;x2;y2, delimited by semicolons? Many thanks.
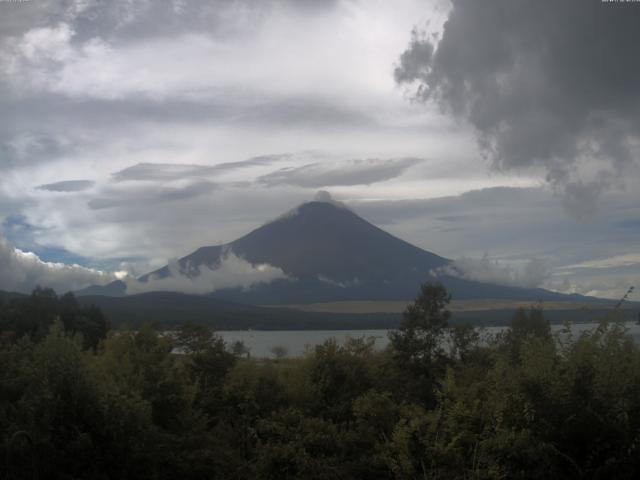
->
2;284;640;478
306;337;376;422
176;322;236;417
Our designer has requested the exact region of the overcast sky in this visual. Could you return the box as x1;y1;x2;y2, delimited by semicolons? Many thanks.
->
1;0;640;299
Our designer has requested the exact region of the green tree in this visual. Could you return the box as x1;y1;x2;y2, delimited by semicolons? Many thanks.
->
306;337;375;422
175;322;236;416
388;282;451;405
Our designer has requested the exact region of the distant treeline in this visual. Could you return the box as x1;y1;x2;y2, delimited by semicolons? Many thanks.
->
1;285;640;479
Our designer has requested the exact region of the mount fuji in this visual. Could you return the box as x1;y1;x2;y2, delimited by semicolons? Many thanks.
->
78;199;591;306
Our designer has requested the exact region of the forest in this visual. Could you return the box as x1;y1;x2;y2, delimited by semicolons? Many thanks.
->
1;284;640;479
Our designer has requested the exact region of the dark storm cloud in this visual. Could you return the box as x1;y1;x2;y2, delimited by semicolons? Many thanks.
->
112;155;285;182
395;0;640;218
36;180;95;192
88;180;216;210
258;158;421;187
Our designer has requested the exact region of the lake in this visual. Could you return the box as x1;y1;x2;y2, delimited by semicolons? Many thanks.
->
218;321;640;358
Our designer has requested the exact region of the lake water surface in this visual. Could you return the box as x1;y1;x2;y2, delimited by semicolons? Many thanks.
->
218;322;640;358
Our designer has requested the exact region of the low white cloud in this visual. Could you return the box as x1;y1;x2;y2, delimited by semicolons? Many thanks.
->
563;254;640;270
543;253;640;300
440;253;550;289
0;233;117;293
124;251;287;295
545;276;639;301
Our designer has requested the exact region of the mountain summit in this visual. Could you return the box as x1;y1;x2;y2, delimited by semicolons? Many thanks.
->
79;199;589;304
149;201;448;283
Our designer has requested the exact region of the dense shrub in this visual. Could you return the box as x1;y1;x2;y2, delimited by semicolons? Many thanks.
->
2;285;640;479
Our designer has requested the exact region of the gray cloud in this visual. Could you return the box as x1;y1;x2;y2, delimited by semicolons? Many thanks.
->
395;0;640;218
439;254;551;289
36;179;95;192
0;89;378;132
88;180;216;210
0;232;117;293
258;157;420;187
352;187;553;226
0;0;88;39
0;131;75;168
351;186;640;269
0;0;316;43
545;262;640;300
236;96;378;130
69;0;336;44
112;155;284;182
